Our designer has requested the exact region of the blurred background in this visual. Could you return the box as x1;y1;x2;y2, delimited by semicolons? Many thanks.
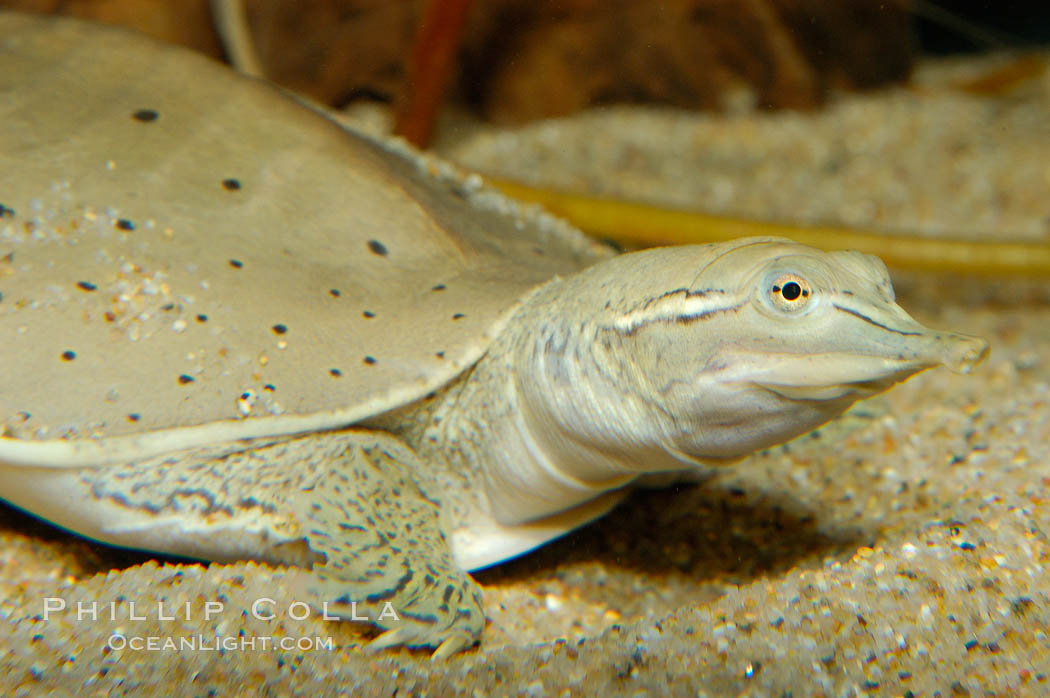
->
3;0;1050;275
1;1;1047;126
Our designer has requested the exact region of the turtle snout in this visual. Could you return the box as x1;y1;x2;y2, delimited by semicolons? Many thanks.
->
938;332;989;374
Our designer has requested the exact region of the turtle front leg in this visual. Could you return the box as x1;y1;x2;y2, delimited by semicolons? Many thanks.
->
8;430;483;657
287;433;485;658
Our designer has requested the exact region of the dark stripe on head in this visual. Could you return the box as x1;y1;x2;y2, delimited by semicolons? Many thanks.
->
613;300;746;336
675;300;746;326
832;304;923;336
636;287;727;313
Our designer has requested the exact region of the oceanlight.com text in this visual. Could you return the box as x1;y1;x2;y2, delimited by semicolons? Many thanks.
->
106;634;335;652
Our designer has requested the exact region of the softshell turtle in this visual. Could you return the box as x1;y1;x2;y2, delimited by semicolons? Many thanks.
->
0;13;988;656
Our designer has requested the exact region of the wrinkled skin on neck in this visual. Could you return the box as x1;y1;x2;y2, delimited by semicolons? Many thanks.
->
480;237;987;524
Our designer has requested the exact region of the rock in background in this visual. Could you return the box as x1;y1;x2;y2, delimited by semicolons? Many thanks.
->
0;0;914;121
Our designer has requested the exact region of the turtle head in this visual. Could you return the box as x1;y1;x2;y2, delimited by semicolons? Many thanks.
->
514;238;987;487
599;238;987;462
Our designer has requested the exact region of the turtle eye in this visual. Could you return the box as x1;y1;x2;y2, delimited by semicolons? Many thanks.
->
769;273;812;311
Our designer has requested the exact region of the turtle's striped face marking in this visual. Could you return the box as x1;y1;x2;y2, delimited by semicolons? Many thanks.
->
612;288;743;334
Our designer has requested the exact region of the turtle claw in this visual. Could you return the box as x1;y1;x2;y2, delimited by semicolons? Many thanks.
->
431;631;476;661
367;623;479;659
368;626;415;653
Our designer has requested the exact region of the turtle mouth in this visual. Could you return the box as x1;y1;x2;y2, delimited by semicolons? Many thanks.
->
758;374;911;402
723;351;950;403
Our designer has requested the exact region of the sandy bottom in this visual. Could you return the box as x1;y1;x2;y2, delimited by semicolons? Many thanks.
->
3;54;1050;696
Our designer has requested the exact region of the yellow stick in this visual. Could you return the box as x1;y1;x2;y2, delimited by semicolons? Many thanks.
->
487;177;1050;277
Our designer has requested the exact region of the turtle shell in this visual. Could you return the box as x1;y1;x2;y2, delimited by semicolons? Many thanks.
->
0;13;609;466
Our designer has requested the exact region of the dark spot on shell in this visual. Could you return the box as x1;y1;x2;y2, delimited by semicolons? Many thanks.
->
329;368;342;377
60;350;76;361
104;311;116;322
452;313;465;320
76;281;97;292
196;314;208;323
127;413;141;422
115;218;135;231
178;374;195;385
131;109;158;122
272;323;288;335
222;178;242;191
239;392;251;400
160;303;175;311
431;284;446;292
329;289;341;297
229;259;243;269
367;239;388;256
363;356;377;365
263;384;276;392
435;351;445;359
362;311;375;319
0;204;14;218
